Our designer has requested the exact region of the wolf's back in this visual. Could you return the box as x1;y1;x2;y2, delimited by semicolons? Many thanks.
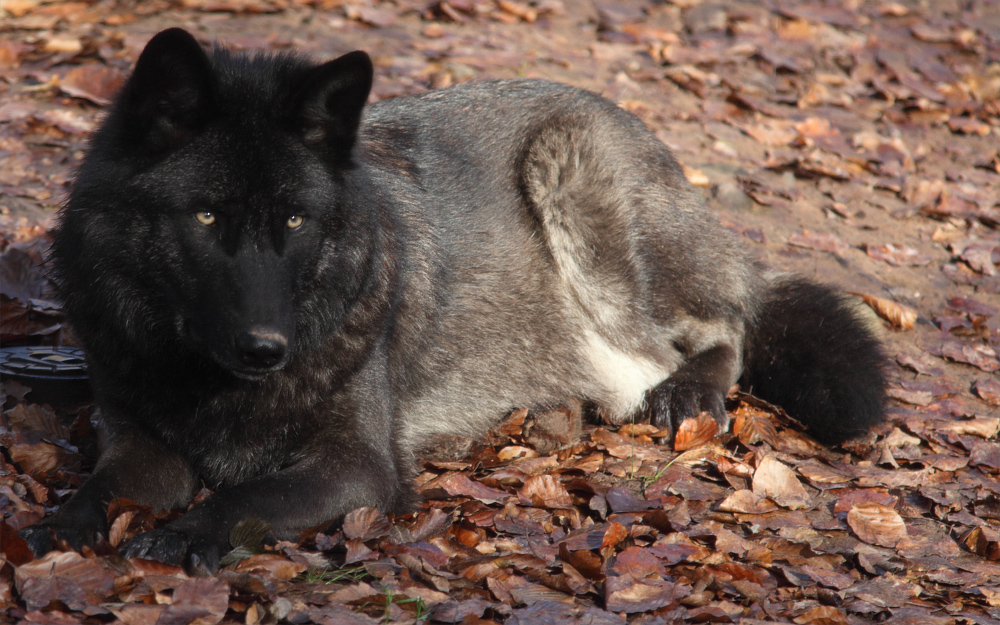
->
739;276;886;443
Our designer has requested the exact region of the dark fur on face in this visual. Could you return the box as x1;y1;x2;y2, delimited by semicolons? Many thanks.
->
22;28;885;573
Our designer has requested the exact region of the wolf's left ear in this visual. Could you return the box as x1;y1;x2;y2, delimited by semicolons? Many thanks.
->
295;51;373;160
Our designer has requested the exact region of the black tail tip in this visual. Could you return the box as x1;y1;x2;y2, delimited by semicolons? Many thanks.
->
741;278;887;445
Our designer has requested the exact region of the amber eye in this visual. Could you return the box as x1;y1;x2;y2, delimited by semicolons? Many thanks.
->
194;211;216;226
286;215;304;230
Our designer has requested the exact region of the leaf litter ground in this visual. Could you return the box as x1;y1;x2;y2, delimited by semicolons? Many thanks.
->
1;0;999;623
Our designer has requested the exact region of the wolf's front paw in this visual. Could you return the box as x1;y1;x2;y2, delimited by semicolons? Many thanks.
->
19;521;104;557
646;380;729;436
122;528;221;575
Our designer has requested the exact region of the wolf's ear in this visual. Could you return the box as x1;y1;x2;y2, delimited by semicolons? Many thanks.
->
295;51;373;160
120;28;215;151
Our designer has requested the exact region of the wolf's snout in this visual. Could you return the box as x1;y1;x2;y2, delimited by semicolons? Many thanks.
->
235;329;289;369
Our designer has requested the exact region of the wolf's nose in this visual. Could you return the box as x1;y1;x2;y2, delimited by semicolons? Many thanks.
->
235;329;288;369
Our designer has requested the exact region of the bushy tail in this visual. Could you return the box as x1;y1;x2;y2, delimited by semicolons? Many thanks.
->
740;277;887;444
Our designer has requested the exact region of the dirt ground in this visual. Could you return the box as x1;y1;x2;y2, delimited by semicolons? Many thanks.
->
1;0;999;623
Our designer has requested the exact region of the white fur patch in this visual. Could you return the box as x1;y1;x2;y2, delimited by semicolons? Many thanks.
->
581;329;669;421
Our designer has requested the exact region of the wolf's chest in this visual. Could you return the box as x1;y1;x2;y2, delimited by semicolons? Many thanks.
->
151;385;319;488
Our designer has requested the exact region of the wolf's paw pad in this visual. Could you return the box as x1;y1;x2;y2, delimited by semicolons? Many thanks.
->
647;381;729;435
19;523;101;557
122;528;220;574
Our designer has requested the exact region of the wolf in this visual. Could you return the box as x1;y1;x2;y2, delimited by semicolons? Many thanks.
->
20;28;885;572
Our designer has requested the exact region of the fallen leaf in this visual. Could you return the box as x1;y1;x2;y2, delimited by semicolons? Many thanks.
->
683;165;710;187
341;507;392;541
934;418;1000;439
895;353;943;376
973;378;1000;406
752;456;811;510
851;293;917;330
518;474;572;509
864;243;933;267
232;553;307;580
732;405;779;447
847;503;906;548
60;65;126;106
15;551;116;615
887;387;933;406
788;230;849;255
604;486;659;513
940;340;999;372
420;472;509;504
793;605;849;625
601;522;628;553
604;576;689;613
2;0;38;18
344;5;397;28
673;411;719;451
970;442;1000;473
107;509;137;547
160;578;229;625
960;526;1000;561
717;489;779;514
947;296;999;318
44;35;83;54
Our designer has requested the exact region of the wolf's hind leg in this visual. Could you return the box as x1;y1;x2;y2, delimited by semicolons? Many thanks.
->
646;344;737;436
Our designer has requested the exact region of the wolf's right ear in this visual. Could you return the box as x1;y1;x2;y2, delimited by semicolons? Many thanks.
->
119;28;215;151
294;51;373;161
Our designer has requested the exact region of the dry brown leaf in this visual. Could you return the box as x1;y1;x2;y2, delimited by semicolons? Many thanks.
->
5;403;68;439
673;412;719;451
683;165;710;187
752;455;811;510
601;522;628;553
232;553;307;580
161;578;229;625
518;474;573;509
419;472;509;504
934;418;1000;439
108;509;137;547
947;296;999;317
847;502;906;548
732;405;778;447
970;442;1000;472
717;489;779;514
960;526;1000;561
940;341;1000;373
793;605;849;625
497;445;538;461
15;551;117;612
44;35;83;54
498;0;537;22
887;387;933;406
851;293;917;330
2;0;38;17
344;5;397;28
60;65;126;106
341;506;392;541
973;378;1000;406
787;230;849;255
864;243;933;267
9;441;78;479
604;576;688;613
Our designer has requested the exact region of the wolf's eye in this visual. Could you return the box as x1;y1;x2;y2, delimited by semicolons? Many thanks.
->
286;215;304;230
194;211;216;226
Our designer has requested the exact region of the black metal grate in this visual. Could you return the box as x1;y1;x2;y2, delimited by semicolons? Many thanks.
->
0;346;88;380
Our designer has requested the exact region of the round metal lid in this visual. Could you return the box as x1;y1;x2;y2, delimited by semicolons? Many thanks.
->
0;346;88;383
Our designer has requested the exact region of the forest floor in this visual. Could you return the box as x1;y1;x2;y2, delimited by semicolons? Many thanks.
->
1;0;999;623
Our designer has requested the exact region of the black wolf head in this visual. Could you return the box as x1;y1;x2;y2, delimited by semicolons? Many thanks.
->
54;28;379;379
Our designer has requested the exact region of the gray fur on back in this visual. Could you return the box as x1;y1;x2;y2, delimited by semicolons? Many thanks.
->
358;80;761;449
